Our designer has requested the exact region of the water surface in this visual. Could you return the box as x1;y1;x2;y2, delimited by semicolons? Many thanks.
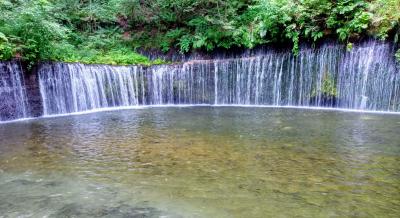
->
0;107;399;217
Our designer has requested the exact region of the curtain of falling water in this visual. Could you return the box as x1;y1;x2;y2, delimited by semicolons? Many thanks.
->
38;40;400;115
39;64;144;115
0;61;29;121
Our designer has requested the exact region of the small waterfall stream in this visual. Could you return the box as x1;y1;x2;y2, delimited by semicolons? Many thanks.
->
0;62;29;121
38;41;400;115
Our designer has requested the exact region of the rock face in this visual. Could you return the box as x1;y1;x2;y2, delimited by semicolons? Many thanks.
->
23;65;43;118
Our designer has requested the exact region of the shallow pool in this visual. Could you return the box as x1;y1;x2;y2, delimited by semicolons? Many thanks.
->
0;107;399;217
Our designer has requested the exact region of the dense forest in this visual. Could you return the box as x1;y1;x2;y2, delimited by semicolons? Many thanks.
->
0;0;399;67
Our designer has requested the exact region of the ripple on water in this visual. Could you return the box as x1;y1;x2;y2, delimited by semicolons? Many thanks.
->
0;107;399;217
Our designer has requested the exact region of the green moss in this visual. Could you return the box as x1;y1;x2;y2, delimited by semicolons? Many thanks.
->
312;72;337;98
48;45;169;66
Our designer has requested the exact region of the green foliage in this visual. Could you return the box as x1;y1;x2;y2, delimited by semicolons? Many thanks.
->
0;0;159;66
0;31;14;59
0;0;399;64
346;42;354;51
0;0;67;66
396;50;400;61
119;0;253;52
312;72;337;97
327;0;372;41
251;0;375;54
121;0;392;54
321;73;337;97
48;43;157;66
369;0;400;39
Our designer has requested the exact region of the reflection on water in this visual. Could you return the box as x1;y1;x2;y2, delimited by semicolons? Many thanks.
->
0;107;399;217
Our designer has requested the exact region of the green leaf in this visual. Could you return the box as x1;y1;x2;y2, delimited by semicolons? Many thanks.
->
0;32;8;42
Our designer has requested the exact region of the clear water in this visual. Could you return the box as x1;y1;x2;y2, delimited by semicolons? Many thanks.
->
0;107;399;217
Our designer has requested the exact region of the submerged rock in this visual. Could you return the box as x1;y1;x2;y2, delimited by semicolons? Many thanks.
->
53;203;179;218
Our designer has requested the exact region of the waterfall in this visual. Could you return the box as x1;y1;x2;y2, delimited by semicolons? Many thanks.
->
37;40;399;115
39;63;144;115
0;62;29;121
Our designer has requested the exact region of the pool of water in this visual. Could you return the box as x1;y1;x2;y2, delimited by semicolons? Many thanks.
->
0;107;399;217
